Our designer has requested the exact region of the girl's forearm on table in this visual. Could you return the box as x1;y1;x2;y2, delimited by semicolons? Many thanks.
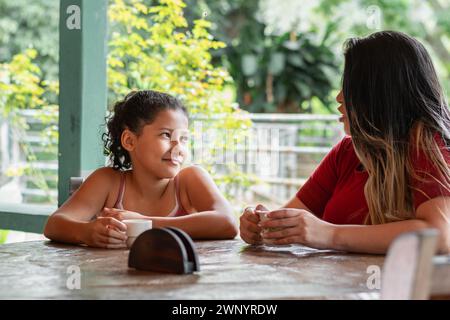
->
44;214;88;245
151;211;238;239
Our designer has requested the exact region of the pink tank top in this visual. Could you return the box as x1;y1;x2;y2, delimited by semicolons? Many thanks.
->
113;172;188;217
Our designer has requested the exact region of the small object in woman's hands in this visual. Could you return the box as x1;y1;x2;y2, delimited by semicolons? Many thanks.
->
244;206;255;215
256;210;285;246
123;219;152;248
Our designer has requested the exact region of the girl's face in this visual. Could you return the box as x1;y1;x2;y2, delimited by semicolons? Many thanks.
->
336;90;350;135
124;109;189;178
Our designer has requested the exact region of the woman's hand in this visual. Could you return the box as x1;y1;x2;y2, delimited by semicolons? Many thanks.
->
239;204;268;245
100;207;150;221
259;208;335;249
82;217;127;249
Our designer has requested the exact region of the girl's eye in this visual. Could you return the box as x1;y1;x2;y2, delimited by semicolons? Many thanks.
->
161;132;171;139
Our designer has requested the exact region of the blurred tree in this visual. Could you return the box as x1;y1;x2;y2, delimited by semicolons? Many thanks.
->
0;49;59;203
0;0;59;82
316;0;450;100
184;0;341;113
185;0;450;112
0;229;8;244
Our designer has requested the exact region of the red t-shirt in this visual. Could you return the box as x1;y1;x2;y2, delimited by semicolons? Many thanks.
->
296;134;450;225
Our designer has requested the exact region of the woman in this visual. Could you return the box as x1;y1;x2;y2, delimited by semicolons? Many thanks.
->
239;31;450;254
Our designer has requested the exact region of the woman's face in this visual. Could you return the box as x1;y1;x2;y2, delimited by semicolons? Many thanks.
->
124;109;189;178
336;90;350;135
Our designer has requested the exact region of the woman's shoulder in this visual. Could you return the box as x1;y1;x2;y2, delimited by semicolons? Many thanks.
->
433;132;450;155
337;135;354;149
410;132;450;167
330;135;357;160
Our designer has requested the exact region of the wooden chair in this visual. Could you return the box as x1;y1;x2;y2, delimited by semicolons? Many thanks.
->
69;177;84;196
381;228;450;299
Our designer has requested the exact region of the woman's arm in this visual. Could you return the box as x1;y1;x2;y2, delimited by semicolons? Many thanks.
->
332;196;450;254
282;195;314;211
151;211;237;239
155;166;238;239
261;196;450;254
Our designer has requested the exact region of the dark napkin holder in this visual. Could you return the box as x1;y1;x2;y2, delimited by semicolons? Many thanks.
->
128;227;200;274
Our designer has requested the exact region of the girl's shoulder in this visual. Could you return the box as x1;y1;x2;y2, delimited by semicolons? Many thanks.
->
86;167;122;183
175;165;214;212
177;165;210;183
63;167;122;209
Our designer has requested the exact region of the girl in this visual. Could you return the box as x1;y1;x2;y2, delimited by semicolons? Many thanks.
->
240;31;450;254
44;90;238;248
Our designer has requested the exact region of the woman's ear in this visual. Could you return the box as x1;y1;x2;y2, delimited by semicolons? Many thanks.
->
121;129;137;152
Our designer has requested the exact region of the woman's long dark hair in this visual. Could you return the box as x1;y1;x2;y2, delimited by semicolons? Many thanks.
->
342;30;450;224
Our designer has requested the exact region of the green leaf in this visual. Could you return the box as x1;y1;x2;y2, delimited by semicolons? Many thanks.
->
268;52;285;75
241;54;258;76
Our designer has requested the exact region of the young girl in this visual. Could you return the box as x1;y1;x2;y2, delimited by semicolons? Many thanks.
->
44;90;238;248
240;31;450;254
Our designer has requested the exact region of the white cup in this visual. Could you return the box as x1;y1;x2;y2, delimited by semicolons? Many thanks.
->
257;210;284;245
123;219;152;248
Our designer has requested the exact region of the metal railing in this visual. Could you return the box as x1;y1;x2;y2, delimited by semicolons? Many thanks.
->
0;110;344;206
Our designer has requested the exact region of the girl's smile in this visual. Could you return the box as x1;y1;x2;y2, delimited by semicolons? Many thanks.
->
162;157;182;166
124;109;189;178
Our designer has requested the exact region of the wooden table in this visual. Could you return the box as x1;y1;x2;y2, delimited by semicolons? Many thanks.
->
0;239;384;299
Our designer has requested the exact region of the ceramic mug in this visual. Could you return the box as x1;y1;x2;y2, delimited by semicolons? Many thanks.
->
123;219;152;248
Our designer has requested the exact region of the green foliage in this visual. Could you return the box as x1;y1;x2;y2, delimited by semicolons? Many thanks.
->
184;0;450;112
234;32;339;113
0;49;59;203
0;49;44;117
184;0;340;113
0;230;8;244
0;0;59;82
316;0;450;102
108;0;253;195
109;0;234;114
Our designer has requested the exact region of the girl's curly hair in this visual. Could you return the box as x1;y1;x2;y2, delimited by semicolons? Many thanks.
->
102;90;188;170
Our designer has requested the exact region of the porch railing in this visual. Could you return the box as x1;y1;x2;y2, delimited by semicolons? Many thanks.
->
0;110;344;207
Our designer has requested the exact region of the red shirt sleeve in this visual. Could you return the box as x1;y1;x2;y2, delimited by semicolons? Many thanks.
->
296;137;350;218
411;134;450;210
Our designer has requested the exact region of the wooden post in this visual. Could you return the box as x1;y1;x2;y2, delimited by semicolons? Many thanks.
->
58;0;107;206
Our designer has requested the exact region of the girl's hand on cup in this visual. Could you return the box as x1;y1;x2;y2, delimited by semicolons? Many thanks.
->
82;217;127;249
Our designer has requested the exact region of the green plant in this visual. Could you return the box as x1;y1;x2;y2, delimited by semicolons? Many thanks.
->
232;32;339;113
184;0;450;112
0;49;59;203
183;0;341;113
0;230;8;244
0;0;59;81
